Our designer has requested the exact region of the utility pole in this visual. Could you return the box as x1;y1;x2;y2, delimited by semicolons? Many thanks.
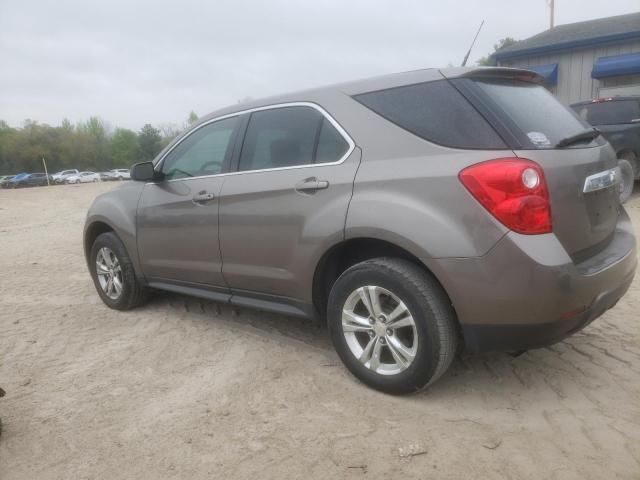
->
547;0;555;29
42;157;50;186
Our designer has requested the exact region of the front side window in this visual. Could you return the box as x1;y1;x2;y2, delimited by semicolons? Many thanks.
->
161;116;238;180
238;106;349;172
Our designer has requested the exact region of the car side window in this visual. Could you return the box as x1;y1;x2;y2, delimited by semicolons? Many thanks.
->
161;116;238;180
316;118;349;164
238;106;341;172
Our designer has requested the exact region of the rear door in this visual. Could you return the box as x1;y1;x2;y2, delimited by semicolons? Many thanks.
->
218;104;358;303
454;76;620;260
136;116;239;288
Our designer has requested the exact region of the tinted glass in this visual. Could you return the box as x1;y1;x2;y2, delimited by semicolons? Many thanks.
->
353;80;505;149
161;117;238;180
316;118;349;163
238;107;323;171
473;79;589;148
574;100;640;125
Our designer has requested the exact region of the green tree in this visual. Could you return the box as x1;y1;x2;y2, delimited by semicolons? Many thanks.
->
0;121;18;174
76;117;110;170
477;37;518;66
138;124;162;162
187;111;198;125
111;128;139;168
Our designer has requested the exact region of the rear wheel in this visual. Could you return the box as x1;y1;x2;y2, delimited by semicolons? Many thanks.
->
618;157;636;204
89;232;148;310
328;258;458;394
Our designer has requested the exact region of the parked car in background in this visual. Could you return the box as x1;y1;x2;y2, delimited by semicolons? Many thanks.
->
0;175;15;189
65;172;101;184
110;168;131;180
51;169;80;184
571;96;640;203
11;173;51;188
99;171;115;181
84;67;637;394
2;174;24;188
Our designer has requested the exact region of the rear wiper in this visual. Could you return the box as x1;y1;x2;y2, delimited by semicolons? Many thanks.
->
555;127;601;148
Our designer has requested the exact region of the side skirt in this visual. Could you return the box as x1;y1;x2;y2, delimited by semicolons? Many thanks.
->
146;280;319;322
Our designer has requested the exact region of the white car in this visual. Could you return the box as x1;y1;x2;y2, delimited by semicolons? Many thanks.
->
51;169;80;184
110;168;131;180
65;171;101;184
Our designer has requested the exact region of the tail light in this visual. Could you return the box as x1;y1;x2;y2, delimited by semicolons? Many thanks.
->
459;158;552;235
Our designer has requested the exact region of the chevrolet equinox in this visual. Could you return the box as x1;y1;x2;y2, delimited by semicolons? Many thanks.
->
84;67;637;394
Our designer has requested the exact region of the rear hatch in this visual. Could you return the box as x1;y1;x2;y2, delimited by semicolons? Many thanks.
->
447;70;620;261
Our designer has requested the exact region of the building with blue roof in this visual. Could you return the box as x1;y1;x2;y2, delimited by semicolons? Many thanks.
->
492;12;640;103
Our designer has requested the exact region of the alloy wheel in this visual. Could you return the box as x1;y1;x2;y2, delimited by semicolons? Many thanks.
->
95;247;123;300
341;285;418;376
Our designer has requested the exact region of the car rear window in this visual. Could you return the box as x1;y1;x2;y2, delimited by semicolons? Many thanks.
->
353;80;506;149
470;79;589;148
573;100;640;125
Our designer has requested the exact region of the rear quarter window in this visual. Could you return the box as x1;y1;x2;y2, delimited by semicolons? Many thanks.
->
353;80;506;149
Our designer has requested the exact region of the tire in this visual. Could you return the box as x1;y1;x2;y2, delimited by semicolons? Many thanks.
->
618;157;636;204
89;232;148;310
328;258;458;394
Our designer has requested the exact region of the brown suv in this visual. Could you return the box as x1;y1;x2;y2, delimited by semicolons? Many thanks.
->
84;67;637;393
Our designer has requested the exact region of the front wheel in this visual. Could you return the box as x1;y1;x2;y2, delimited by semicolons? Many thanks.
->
618;158;636;204
328;258;458;394
89;232;148;310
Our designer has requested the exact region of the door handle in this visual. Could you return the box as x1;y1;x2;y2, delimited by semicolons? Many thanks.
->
295;177;330;193
192;191;215;204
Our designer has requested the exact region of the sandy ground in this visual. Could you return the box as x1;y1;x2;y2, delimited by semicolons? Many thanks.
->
0;182;639;480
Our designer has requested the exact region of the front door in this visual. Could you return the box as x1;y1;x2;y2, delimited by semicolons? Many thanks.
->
137;116;239;287
218;105;359;303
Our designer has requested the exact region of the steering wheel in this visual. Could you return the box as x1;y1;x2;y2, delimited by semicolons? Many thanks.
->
198;160;223;175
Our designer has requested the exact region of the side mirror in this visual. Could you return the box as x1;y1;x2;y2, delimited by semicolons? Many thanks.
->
130;162;157;182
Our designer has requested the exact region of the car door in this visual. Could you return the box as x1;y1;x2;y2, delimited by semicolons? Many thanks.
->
218;104;359;305
136;115;240;290
29;174;43;186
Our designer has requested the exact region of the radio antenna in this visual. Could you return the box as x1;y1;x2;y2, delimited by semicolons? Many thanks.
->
461;20;485;66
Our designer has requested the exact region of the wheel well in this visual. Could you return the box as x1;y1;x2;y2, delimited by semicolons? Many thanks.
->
617;148;637;160
84;221;114;260
312;238;447;320
617;149;638;171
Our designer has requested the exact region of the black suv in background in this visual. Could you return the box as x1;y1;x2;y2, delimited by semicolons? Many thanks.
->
571;97;640;202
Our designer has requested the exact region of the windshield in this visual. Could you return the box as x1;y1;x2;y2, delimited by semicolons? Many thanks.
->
472;79;590;149
573;100;640;125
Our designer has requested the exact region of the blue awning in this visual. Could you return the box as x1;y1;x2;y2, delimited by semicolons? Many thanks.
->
526;63;558;85
592;52;640;79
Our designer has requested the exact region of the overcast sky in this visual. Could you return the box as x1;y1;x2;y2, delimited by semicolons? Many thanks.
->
1;0;638;131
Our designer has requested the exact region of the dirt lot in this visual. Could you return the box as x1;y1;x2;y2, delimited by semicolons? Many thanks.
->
0;182;639;479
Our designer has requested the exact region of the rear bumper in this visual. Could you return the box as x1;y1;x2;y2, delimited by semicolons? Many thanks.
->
461;266;634;352
427;209;637;352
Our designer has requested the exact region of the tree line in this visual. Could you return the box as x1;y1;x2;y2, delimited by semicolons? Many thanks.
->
0;111;199;175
